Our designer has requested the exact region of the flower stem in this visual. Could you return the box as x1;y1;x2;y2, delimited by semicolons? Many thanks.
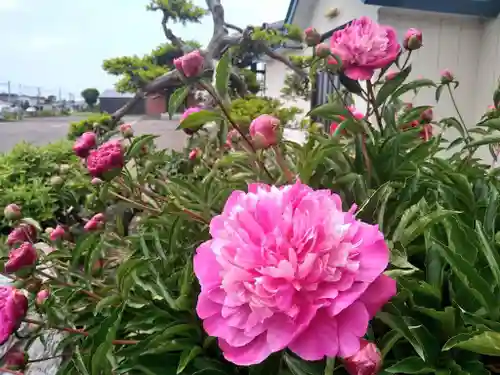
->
324;357;335;375
109;190;161;214
446;85;470;142
272;146;294;183
35;270;102;301
27;355;63;364
366;80;384;134
23;318;139;345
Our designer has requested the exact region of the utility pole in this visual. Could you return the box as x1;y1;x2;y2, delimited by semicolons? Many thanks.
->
7;81;11;103
37;87;41;105
58;87;62;102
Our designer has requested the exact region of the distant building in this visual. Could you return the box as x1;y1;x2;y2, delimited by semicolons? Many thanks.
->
99;89;145;115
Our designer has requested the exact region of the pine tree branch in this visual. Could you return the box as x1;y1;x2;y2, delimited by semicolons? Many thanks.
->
161;11;184;50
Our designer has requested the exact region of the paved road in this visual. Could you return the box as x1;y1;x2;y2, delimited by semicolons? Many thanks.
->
0;115;187;153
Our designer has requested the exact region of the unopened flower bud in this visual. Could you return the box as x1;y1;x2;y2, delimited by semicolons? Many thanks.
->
440;69;454;84
91;177;103;185
4;204;22;221
249;115;280;149
59;164;71;175
315;43;330;58
343;339;382;375
420;108;434;122
304;27;321;47
119;124;134;138
189;148;201;161
3;347;28;371
403;28;423;50
50;176;64;187
36;289;49;306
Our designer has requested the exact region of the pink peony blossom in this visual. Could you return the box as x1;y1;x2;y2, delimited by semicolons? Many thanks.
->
4;204;21;221
343;339;382;375
174;50;204;78
86;140;124;179
84;213;105;232
36;289;50;306
330;17;400;80
420;108;433;122
403;28;422;50
50;225;65;241
5;242;37;273
7;224;37;246
330;106;364;135
249;115;280;149
189;148;201;161
73;132;96;158
194;181;396;365
0;286;28;344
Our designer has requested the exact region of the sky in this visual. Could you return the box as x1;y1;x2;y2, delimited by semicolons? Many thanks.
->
0;0;290;99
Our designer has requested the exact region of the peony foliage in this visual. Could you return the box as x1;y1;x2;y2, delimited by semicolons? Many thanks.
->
3;13;500;375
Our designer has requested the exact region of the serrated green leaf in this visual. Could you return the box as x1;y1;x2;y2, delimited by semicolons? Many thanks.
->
398;209;459;246
385;357;435;374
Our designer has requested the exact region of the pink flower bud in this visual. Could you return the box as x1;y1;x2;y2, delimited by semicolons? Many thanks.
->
86;140;124;180
189;148;201;161
329;117;347;136
35;289;49;306
5;242;38;273
420;124;433;141
119;124;134;138
249;115;280;149
180;107;203;135
440;69;454;84
348;106;364;120
84;213;105;232
226;129;240;148
420;108;433;122
4;204;21;221
403;28;423;50
0;287;28;344
7;224;37;246
343;339;382;375
3;347;28;370
91;177;103;185
385;71;398;81
173;50;204;78
49;225;65;241
315;43;330;58
73;132;96;158
326;55;341;73
304;27;321;46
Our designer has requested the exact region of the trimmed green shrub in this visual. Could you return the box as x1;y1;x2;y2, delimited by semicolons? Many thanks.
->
67;113;119;140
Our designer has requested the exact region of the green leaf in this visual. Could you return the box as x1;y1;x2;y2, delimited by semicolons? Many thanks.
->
95;295;121;314
475;220;500;288
284;353;323;375
435;85;444;102
376;66;411;106
126;134;158;159
397;209;459;246
308;102;350;120
392;78;436;99
477;118;500;131
441;330;500;356
434;240;498;315
385;357;435;374
440;117;465;138
179;110;224;130
379;330;403;358
339;74;363;95
168;86;189;119
177;346;202;374
215;50;231;100
465;135;500;148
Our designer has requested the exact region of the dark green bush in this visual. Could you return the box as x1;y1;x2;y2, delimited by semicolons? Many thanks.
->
230;95;302;131
0;141;92;232
67;114;119;140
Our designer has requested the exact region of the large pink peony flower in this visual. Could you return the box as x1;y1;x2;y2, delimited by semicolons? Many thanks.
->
5;242;37;273
194;181;396;365
86;140;124;179
330;17;400;80
0;286;28;344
